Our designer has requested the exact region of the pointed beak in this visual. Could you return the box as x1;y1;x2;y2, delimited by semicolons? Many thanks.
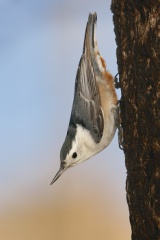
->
50;165;67;185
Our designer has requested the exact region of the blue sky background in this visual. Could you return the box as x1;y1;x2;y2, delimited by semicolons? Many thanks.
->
0;1;130;239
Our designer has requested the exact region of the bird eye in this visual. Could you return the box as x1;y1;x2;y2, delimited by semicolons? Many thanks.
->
72;152;77;159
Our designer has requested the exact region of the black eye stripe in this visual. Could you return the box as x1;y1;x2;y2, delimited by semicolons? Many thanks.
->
72;152;77;159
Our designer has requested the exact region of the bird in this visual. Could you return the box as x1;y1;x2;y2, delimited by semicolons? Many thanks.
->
50;12;118;185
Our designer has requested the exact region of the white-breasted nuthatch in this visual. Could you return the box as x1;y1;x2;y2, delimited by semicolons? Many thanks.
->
51;12;118;185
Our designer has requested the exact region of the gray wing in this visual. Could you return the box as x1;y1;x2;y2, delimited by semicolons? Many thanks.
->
70;53;104;143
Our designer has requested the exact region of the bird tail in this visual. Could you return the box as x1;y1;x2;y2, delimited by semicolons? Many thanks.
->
83;12;105;79
83;12;97;55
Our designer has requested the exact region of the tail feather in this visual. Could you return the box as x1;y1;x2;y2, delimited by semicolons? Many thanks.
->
83;12;97;54
83;12;104;79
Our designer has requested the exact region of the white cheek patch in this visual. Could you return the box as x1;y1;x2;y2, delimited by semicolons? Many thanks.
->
76;124;96;149
65;125;100;167
74;125;99;163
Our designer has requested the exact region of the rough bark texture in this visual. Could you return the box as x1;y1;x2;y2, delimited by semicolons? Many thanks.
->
111;1;160;239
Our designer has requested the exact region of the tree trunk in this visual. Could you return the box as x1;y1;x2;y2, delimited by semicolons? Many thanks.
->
111;1;160;239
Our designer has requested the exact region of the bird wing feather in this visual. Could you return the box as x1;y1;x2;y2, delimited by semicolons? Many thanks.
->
70;53;104;143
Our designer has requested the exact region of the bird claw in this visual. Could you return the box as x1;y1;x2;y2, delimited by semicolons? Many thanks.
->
116;101;123;150
114;73;121;89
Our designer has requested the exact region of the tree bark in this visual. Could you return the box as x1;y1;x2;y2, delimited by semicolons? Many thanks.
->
111;1;160;239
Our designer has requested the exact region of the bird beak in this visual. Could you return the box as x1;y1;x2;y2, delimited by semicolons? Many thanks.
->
50;165;67;185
